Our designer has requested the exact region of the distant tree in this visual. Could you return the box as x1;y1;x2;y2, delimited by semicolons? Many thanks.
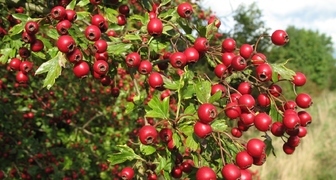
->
267;26;335;90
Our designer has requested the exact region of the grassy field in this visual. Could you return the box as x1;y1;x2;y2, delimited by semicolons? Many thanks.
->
249;91;336;180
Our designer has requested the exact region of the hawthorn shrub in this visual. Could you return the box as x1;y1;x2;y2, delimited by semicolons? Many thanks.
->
0;0;313;179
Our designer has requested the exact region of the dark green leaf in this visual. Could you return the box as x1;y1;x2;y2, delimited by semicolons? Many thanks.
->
9;23;24;36
107;145;143;166
123;34;142;41
46;29;59;40
186;134;199;151
160;0;171;6
163;171;172;180
211;119;227;132
140;144;156;155
172;133;182;150
0;48;14;64
162;76;179;90
162;25;174;35
177;19;192;34
269;99;282;122
76;11;91;20
149;39;168;53
77;0;89;7
185;34;196;43
263;134;276;156
158;8;176;20
181;84;195;99
66;0;77;10
11;14;28;22
194;80;211;104
129;15;145;24
270;62;296;81
139;0;152;11
209;91;222;103
146;95;169;119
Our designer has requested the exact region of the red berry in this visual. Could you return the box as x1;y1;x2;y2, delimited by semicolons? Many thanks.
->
56;20;72;35
93;39;108;53
125;52;141;67
19;60;33;74
196;167;217;180
85;25;101;41
159;128;173;143
246;138;266;158
93;60;109;75
148;72;163;89
138;125;158;145
147;18;163;36
221;164;241;180
251;53;267;65
16;71;29;83
169;52;187;68
292;72;306;86
282;113;300;130
120;167;134;180
283;142;295;154
225;102;242;119
65;9;77;22
221;52;235;66
297;111;312;126
268;84;282;97
240;169;253;180
270;122;285;137
231;56;247;71
51;6;66;20
287;135;300;147
214;64;228;78
197;103;217;124
254;113;272;132
211;84;227;97
257;93;270;107
271;29;289;46
194;121;212;138
177;2;193;18
73;60;90;78
24;21;39;35
91;14;106;29
171;166;182;178
184;47;200;63
221;38;236;52
256;63;272;82
295;93;312;108
117;14;127;26
208;16;221;28
118;4;130;15
57;35;76;53
66;48;83;63
231;127;242;138
237;82;252;94
138;60;152;75
239;44;253;59
240;112;255;126
238;94;255;111
194;37;209;53
9;58;22;71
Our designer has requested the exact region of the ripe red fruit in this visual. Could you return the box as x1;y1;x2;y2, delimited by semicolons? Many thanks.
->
20;61;33;74
9;58;22;71
292;72;306;86
138;125;158;145
214;64;228;78
282;113;300;130
51;6;66;20
297;111;312;126
231;56;247;71
256;63;272;82
30;39;44;52
194;121;212;138
251;53;267;65
181;160;194;173
287;135;300;147
138;60;152;75
257;93;270;107
177;2;193;18
240;112;255;126
208;16;221;28
171;166;182;178
93;60;109;75
73;60;90;78
196;166;217;180
222;38;236;52
238;94;255;111
65;9;77;22
193;37;209;53
284;100;297;110
283;142;295;154
147;18;163;36
254;113;272;132
159;128;173;143
197;103;217;124
66;48;83;63
16;71;29;83
25;21;39;35
56;20;72;35
85;25;101;41
295;93;312;108
119;4;130;15
184;47;200;63
271;29;289;46
91;14;106;29
117;14;127;26
221;164;241;180
211;83;227;97
268;84;282;97
270;122;285;137
239;44;253;59
236;151;253;169
57;35;76;53
231;127;243;138
225;102;242;119
221;52;235;66
120;167;134;180
148;72;163;89
237;82;252;94
93;39;108;53
240;169;253;180
169;52;187;68
252;152;266;166
22;31;36;43
246;138;266;157
298;126;307;138
125;52;141;67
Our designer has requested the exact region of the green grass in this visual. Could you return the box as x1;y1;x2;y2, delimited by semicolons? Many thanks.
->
249;91;336;180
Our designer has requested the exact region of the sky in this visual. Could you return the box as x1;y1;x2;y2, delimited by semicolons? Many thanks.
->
198;0;336;55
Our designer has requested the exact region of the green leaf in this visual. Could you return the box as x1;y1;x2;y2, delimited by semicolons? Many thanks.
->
104;8;118;23
77;0;89;7
149;39;168;53
146;95;169;119
0;48;14;64
107;145;143;166
162;76;179;90
76;11;91;21
9;23;24;36
66;0;77;10
63;156;73;170
172;133;182;150
46;29;59;40
158;8;176;20
163;171;172;180
181;84;195;99
185;34;196;43
129;15;145;24
270;62;296;81
123;34;142;41
209;91;222;103
107;43;132;55
269;99;282;122
162;25;174;35
35;50;64;89
160;0;172;6
186;134;199;151
140;144;156;156
184;104;196;115
194;80;211;104
11;14;28;22
263;134;276;156
139;0;152;11
211;119;227;132
177;19;192;34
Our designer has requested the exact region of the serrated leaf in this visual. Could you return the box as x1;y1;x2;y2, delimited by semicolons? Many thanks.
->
9;23;24;36
107;43;132;55
66;0;77;10
186;134;199;151
149;39;168;53
163;171;172;180
184;104;196;115
107;145;143;166
125;102;135;115
129;15;145;24
172;133;182;150
158;8;176;20
146;95;169;119
185;34;196;43
140;0;152;11
63;156;73;170
105;8;118;23
162;25;173;35
205;21;218;40
77;0;89;7
123;34;141;41
32;52;46;59
35;50;63;89
194;80;211;104
11;14;28;22
181;85;195;99
76;11;90;21
162;76;179;90
211;119;227;132
269;99;282;122
140;144;156;155
46;29;59;40
0;48;14;64
270;63;296;81
209;91;222;103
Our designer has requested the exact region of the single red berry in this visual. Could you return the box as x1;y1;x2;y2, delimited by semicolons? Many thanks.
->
169;52;187;68
194;121;212;138
22;31;36;43
65;9;77;22
9;58;22;71
240;112;255;126
271;122;285;137
222;52;235;66
148;72;163;89
246;138;266;158
257;93;270;107
211;84;227;97
30;39;44;52
231;127;243;138
85;25;101;41
221;164;241;180
282;113;300;130
236;151;253;169
159;128;173;143
271;29;289;46
295;93;312;108
171;166;183;178
298;126;307;138
57;35;76;53
119;4;130;15
254;113;272;132
25;21;39;35
138;125;158;145
120;167;134;180
16;71;29;83
268;84;282;97
66;48;83;63
225;102;242;119
214;63;228;78
125;52;141;67
117;14;127;26
251;53;267;65
195;167;217;180
221;38;236;52
287;135;300;147
73;60;90;78
93;60;109;75
283;142;295;154
231;56;247;71
147;18;163;36
91;14;106;29
292;72;306;86
297;111;312;126
197;103;217;124
177;2;193;18
184;47;200;63
238;94;255;111
138;60;152;75
256;63;272;82
239;44;253;59
51;6;66;20
240;169;253;180
93;39;108;53
19;60;33;74
237;82;252;94
193;37;209;53
253;152;266;166
56;19;72;35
